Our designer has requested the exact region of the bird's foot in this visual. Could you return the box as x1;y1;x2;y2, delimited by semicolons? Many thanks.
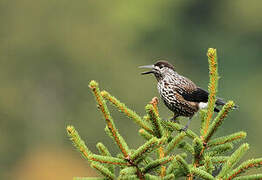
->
179;125;188;132
169;115;180;124
172;119;180;124
179;117;193;132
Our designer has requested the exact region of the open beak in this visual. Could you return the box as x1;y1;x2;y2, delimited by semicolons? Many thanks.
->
139;65;154;75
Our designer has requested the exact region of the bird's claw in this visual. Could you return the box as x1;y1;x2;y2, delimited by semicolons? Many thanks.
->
179;126;188;132
169;116;180;124
173;119;180;124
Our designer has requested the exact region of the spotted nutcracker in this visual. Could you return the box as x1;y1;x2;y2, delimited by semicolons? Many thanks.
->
139;60;233;131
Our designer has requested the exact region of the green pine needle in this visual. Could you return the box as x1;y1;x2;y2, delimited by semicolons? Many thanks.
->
145;104;164;138
206;143;234;157
130;137;159;162
96;142;114;173
163;174;175;180
191;167;215;180
138;128;154;140
118;174;139;180
90;162;115;180
165;132;186;155
203;48;218;137
204;156;215;174
226;158;262;179
208;131;247;147
101;90;153;134
217;143;249;178
175;155;190;175
142;156;175;173
66;125;92;161
73;177;104;180
166;159;179;175
193;137;204;162
204;101;235;142
144;174;159;180
68;49;262;180
233;174;262;180
210;156;229;164
91;154;128;165
162;121;198;139
178;141;194;154
119;167;137;176
89;80;130;157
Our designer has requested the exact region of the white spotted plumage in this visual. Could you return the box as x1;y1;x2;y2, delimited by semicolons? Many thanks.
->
140;60;226;120
156;67;199;117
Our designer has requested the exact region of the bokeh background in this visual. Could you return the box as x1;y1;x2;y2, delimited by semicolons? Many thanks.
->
1;1;262;179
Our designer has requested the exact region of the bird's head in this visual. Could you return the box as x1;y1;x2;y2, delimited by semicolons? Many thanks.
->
139;60;175;81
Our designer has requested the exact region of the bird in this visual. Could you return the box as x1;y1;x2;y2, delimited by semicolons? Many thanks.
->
139;60;232;131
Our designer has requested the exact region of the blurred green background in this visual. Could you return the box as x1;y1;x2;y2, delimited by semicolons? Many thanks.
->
1;1;262;179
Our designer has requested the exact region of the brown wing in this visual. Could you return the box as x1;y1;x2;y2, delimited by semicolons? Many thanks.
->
174;75;226;112
174;92;199;114
180;87;209;103
173;75;199;99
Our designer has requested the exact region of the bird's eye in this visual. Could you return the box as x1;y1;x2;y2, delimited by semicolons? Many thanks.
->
160;64;164;69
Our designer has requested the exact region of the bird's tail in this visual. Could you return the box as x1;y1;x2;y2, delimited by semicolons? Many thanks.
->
215;98;226;106
214;98;238;112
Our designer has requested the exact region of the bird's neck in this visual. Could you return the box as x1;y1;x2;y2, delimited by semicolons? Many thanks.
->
155;70;178;82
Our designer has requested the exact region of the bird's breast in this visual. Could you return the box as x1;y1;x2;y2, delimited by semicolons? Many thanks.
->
157;80;177;104
157;79;198;117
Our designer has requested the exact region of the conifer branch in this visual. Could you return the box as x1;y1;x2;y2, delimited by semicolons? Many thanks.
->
119;166;137;177
67;125;129;177
68;48;262;179
166;159;179;175
96;142;111;157
193;137;204;166
204;156;214;174
190;167;215;180
130;137;159;162
101;90;153;134
163;174;175;180
233;174;262;180
103;126;128;154
206;143;233;157
200;109;207;135
208;131;246;147
226;158;262;180
210;156;229;164
166;153;187;177
159;146;166;177
144;174;159;180
164;132;186;155
142;155;175;173
149;96;168;177
138;128;154;140
145;104;164;138
96;142;114;173
119;167;139;180
178;141;195;154
90;162;115;180
91;154;129;165
149;97;159;115
176;155;190;175
73;178;104;180
118;175;139;180
203;48;218;137
67;126;92;161
143;156;154;165
162;121;198;139
204;101;235;142
217;143;249;178
89;81;129;157
194;48;218;180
